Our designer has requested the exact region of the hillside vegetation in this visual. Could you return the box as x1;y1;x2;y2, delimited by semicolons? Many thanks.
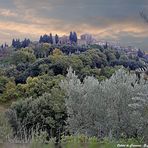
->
0;40;148;147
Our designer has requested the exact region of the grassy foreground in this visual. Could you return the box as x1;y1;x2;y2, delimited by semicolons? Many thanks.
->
0;135;143;148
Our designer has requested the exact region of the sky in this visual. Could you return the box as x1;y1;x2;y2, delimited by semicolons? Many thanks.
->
0;0;148;50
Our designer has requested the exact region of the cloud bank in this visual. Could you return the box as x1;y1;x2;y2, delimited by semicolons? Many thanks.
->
0;0;148;49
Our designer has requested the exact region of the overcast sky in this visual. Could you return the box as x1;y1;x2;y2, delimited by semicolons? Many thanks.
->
0;0;148;50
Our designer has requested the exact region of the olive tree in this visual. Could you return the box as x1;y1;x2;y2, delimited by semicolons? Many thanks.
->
60;67;148;140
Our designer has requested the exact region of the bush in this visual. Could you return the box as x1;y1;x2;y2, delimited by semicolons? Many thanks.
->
0;113;12;143
6;92;67;140
60;67;148;141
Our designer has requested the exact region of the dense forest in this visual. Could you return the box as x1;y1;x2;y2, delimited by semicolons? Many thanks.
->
0;34;148;147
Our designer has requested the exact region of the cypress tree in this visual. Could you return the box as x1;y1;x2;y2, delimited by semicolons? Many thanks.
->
69;32;73;44
39;36;43;43
73;32;77;43
49;33;53;44
55;34;59;44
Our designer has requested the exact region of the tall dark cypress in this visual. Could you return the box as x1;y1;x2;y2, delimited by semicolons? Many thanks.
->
12;39;15;47
49;33;53;44
55;34;59;44
69;32;73;44
73;32;77;43
39;36;43;43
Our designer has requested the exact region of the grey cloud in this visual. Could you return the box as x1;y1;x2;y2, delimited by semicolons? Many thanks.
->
0;0;148;50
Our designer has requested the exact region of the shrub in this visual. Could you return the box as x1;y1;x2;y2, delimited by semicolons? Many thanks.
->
60;67;148;141
6;92;67;140
0;113;12;143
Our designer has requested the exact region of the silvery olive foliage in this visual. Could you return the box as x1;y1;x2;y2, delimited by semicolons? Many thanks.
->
60;67;148;140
